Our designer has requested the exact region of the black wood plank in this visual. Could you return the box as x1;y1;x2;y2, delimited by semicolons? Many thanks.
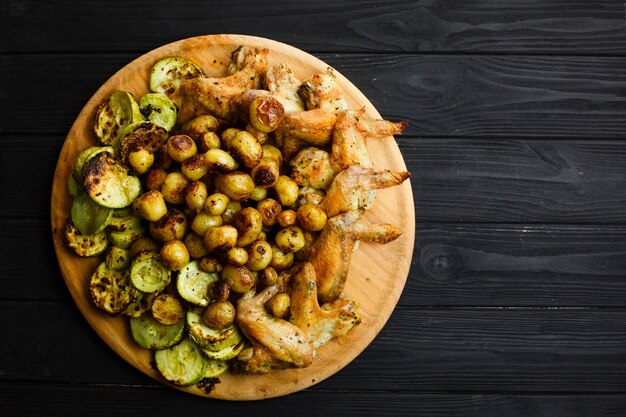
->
3;301;626;393
3;381;626;417
3;54;626;138
2;1;626;54
6;218;626;307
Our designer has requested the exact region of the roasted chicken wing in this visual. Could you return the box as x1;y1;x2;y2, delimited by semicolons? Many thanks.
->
308;210;402;302
298;68;349;113
266;63;305;115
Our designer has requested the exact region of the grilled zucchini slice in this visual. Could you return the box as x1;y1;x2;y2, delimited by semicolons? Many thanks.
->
82;151;142;208
105;246;131;270
139;93;178;132
130;251;171;293
130;313;185;349
68;173;81;197
89;262;134;314
176;261;219;306
186;310;243;351
94;90;143;146
65;220;109;257
202;357;229;378
73;146;114;183
71;192;113;235
106;214;145;249
150;57;205;97
122;290;159;318
201;338;245;361
155;338;208;386
117;121;169;162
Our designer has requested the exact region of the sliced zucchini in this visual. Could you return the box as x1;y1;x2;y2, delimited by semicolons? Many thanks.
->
105;246;131;270
122;290;159;318
150;57;205;97
155;338;208;386
117;121;168;162
106;214;145;249
68;174;81;197
73;146;114;183
176;261;219;306
186;310;243;351
82;151;142;208
65;220;109;257
201;338;245;361
202;357;229;378
130;313;185;349
139;93;178;132
130;251;171;293
89;262;134;314
94;90;143;146
71;192;113;235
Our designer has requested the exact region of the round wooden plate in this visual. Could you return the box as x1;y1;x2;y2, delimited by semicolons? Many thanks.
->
50;34;415;400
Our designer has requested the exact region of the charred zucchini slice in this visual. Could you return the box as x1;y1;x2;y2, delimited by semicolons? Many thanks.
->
176;261;219;306
105;246;131;270
122;290;159;318
117;121;169;162
65;220;109;257
73;146;114;183
202;357;229;378
82;151;142;208
106;214;145;249
130;251;171;293
155;338;208;386
94;90;143;146
139;93;178;132
186;310;243;351
71;192;113;235
68;174;81;197
201;338;245;361
89;262;134;314
150;57;205;97
130;313;185;349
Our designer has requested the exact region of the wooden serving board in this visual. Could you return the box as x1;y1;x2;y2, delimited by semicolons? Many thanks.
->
50;34;415;400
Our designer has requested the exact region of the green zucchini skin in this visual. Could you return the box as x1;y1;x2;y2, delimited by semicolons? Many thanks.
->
154;338;208;386
82;151;142;209
139;93;178;132
149;57;205;97
201;339;245;361
65;220;109;257
94;90;143;146
106;215;145;249
129;251;171;293
176;261;219;306
71;192;113;236
130;314;185;349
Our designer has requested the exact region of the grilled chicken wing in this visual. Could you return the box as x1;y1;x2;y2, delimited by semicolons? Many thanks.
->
330;109;408;172
298;68;349;113
266;63;305;115
319;165;410;217
173;46;269;124
235;282;315;374
290;147;336;190
308;210;402;302
290;262;361;348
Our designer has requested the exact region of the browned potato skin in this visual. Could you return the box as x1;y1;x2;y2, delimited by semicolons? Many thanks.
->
151;144;173;170
185;181;208;213
152;294;184;326
145;168;167;190
166;134;197;163
200;256;224;274
161;172;189;204
149;208;188;243
205;193;230;216
250;157;279;188
128;148;154;174
266;292;290;319
160;239;190;271
296;203;328;232
246;240;273;271
230;130;263;169
207;280;230;302
220;127;241;150
204;225;238;254
221;264;256;293
129;236;160;258
181;153;209;181
215;171;255;201
133;190;167;222
259;266;279;287
183;114;219;141
273;175;299;207
233;207;263;247
245;124;269;145
275;226;306;253
277;209;297;228
184;232;210;259
269;242;294;271
203;301;236;329
225;246;249;266
191;212;223;236
257;198;282;227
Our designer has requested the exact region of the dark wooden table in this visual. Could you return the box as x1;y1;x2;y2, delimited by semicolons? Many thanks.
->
3;1;626;415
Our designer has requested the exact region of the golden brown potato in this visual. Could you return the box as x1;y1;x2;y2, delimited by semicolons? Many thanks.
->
261;144;283;166
266;292;290;319
166;134;197;163
151;144;172;170
258;266;279;287
204;225;238;254
207;279;230;302
160;239;190;271
183;232;210;259
191;212;223;236
296;203;328;232
221;264;256;293
151;294;184;326
149;208;188;243
245;124;269;145
230;130;263;169
246;240;272;271
196;131;221;153
215;171;255;201
129;236;160;258
181;153;209;181
220;127;241;150
250;185;268;201
161;172;189;204
203;301;236;330
183;114;219;143
185;181;208;213
233;207;263;247
127;148;154;174
145;168;167;191
256;198;282;227
269;242;294;271
221;201;243;224
199;255;224;274
204;149;238;173
225;246;248;266
133;190;167;222
250;157;279;188
277;209;297;228
273;175;299;207
205;193;230;216
275;226;306;253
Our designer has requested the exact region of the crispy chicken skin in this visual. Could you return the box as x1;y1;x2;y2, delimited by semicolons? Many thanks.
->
298;68;349;113
330;108;408;172
235;282;315;374
290;262;361;348
173;46;269;124
319;166;411;218
265;63;305;115
307;210;402;302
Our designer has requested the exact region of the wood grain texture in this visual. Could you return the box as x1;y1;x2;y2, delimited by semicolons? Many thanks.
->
49;34;414;400
4;54;626;138
4;381;626;417
2;0;626;54
4;301;626;393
